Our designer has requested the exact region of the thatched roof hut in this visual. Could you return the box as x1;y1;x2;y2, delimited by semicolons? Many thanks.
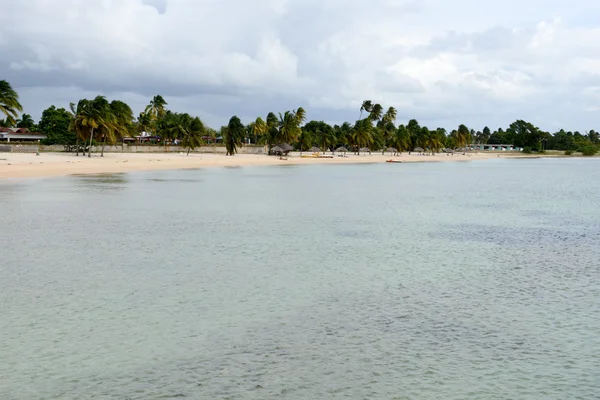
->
270;145;285;155
335;146;348;153
414;147;424;152
308;146;321;152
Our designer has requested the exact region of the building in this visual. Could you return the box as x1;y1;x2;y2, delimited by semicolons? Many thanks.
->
0;127;47;142
470;144;517;151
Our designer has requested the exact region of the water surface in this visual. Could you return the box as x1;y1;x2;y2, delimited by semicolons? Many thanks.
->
1;158;599;399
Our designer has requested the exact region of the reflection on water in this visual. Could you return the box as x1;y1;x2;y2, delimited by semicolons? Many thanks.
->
1;158;599;399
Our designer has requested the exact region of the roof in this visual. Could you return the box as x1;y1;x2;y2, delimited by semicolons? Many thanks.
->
1;132;46;140
0;127;41;134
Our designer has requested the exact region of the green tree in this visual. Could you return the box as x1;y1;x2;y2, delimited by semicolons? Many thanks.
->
99;100;134;156
39;106;75;148
368;103;383;122
71;96;112;157
224;116;245;155
360;100;373;119
456;124;470;150
145;95;168;121
16;113;35;129
393;124;411;152
352;119;374;155
304;120;335;152
0;80;23;126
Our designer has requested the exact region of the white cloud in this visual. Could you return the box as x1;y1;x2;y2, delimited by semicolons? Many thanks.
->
1;0;600;131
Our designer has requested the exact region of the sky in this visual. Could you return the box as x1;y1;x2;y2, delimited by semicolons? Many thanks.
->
2;0;600;132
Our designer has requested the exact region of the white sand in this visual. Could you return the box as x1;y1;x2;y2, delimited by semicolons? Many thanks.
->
0;151;524;179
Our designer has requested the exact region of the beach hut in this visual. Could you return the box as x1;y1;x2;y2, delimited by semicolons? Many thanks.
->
387;147;398;155
359;147;371;155
270;145;284;155
308;146;321;153
335;146;348;157
414;147;424;154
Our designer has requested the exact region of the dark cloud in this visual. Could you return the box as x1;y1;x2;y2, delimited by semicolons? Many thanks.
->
2;0;600;131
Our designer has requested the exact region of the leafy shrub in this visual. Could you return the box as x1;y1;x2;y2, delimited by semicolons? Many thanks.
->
565;150;573;156
580;146;599;157
522;147;533;154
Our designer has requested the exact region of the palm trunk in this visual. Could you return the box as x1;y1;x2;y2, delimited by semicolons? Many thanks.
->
87;128;94;157
101;134;107;157
187;147;191;156
75;135;80;156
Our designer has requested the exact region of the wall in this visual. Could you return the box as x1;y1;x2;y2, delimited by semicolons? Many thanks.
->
1;144;267;154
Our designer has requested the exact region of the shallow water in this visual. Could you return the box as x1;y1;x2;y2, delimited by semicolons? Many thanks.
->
1;158;599;399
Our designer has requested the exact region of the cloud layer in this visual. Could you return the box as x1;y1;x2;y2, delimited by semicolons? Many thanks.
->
2;0;600;131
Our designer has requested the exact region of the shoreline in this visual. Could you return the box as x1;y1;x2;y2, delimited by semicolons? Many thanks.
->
0;151;563;180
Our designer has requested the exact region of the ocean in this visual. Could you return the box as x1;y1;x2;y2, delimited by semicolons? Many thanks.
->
1;158;599;399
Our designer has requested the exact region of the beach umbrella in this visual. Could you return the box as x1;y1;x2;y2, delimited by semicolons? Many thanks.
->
277;143;293;152
335;146;348;153
360;147;371;152
387;147;397;154
270;145;284;155
414;147;424;153
308;146;321;152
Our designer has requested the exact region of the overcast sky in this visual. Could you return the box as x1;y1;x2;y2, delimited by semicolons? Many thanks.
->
2;0;600;132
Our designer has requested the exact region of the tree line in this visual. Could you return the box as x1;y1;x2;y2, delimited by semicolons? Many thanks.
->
1;79;599;156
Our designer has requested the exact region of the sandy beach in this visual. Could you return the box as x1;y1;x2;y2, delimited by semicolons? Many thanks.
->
0;151;527;179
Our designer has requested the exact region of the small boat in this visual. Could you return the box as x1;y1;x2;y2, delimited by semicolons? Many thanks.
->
386;159;402;163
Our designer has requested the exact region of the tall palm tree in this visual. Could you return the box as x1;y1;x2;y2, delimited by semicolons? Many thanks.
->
137;111;153;135
99;100;133;156
253;117;267;145
360;100;373;119
382;106;397;125
0;80;23;124
145;95;168;121
393;124;411;153
277;110;304;144
224;116;245;155
456;124;470;150
368;104;383;122
71;96;111;157
184;116;205;155
352;119;374;155
263;112;279;151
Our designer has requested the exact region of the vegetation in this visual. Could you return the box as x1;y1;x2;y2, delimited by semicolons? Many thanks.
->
0;80;23;127
39;106;74;147
1;79;599;158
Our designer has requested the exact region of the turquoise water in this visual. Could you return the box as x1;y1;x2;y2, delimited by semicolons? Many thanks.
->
1;158;599;399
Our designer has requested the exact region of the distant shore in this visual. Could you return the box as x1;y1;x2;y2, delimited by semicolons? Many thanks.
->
0;151;564;179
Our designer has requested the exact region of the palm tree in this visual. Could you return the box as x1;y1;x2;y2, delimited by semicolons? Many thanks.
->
253;117;267;145
0;80;23;125
145;95;168;121
224;116;245;155
352;119;374;155
16;113;35;129
262;112;279;151
71;96;112;157
456;124;470;151
393;124;411;153
184;116;205;155
278;108;306;145
99;100;133;156
380;121;397;154
360;100;373;119
382;107;397;125
368;103;383;122
137;111;153;135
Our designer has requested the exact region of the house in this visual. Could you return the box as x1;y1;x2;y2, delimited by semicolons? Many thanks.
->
0;127;47;142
